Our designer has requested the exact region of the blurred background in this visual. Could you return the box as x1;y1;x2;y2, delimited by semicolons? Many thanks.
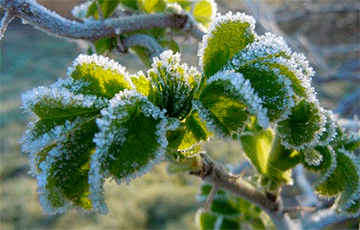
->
1;0;359;229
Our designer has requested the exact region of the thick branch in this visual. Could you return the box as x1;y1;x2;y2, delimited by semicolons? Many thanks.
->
0;0;188;41
191;152;297;230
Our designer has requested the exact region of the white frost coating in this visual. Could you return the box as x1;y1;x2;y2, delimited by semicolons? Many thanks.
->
208;70;270;129
280;105;326;151
313;146;337;192
166;3;183;15
318;110;338;146
213;215;224;230
192;100;221;135
66;53;134;88
36;144;71;214
228;32;292;69
303;149;323;166
20;118;86;177
21;78;107;115
335;149;360;211
198;11;256;70
89;89;172;212
72;0;93;20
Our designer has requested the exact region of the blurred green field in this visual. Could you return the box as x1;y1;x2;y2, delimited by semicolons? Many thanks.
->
1;1;359;229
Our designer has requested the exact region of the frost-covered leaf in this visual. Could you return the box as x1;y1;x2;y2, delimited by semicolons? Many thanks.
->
167;111;211;156
20;79;106;174
332;126;360;152
199;12;256;78
317;110;337;146
226;32;315;105
195;70;269;136
67;54;133;99
278;99;325;150
240;119;273;174
131;71;152;96
35;118;97;214
192;0;216;27
316;149;360;215
147;50;201;120
19;78;107;213
89;90;175;213
303;146;336;175
232;61;295;123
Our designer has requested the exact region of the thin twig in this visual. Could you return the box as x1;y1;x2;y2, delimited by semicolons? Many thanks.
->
0;0;189;41
0;10;15;39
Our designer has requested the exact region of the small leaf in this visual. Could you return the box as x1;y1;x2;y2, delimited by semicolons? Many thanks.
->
89;90;172;213
317;110;337;146
131;46;152;68
147;50;201;119
196;70;269;136
131;72;152;96
137;0;159;13
87;0;121;19
67;54;133;99
192;0;216;27
226;33;314;100
240;119;273;174
278;99;325;150
232;62;295;123
93;37;118;54
316;149;360;213
166;111;211;156
199;12;256;78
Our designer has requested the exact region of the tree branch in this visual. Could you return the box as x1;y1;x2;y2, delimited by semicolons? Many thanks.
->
191;152;297;230
301;208;352;229
121;34;165;58
0;0;188;41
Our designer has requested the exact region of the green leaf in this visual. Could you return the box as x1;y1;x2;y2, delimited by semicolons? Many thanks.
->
261;131;302;192
131;46;152;68
147;50;201;119
39;118;97;213
303;146;337;172
68;54;133;99
316;149;360;213
226;33;313;100
317;110;337;146
89;90;174;213
192;0;216;27
20;79;105;175
87;0;121;19
196;70;270;136
166;111;211;156
131;72;152;96
278;99;325;150
93;37;118;54
197;183;273;229
137;0;159;12
233;62;295;123
199;12;256;78
240;119;273;174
